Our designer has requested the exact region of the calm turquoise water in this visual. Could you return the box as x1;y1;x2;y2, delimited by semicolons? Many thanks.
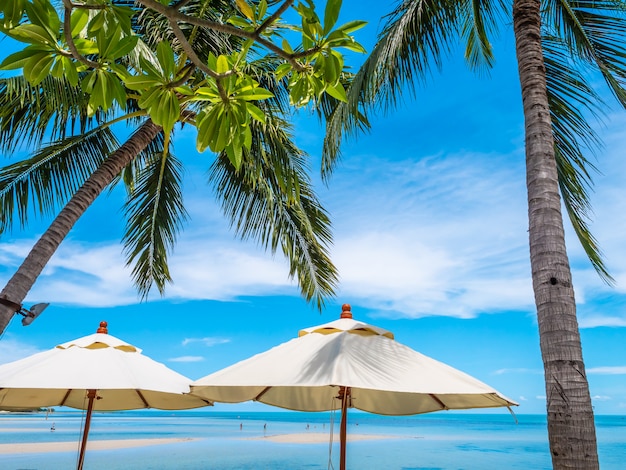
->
1;411;625;469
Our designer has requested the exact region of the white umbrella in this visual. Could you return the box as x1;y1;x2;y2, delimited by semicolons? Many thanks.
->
0;322;212;470
191;304;517;470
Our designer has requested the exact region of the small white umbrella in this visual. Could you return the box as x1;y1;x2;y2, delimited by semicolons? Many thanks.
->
191;304;517;470
0;322;212;469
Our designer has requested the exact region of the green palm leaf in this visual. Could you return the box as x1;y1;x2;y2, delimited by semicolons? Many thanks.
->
322;0;461;176
545;0;626;105
122;148;188;298
0;127;118;233
0;75;93;149
543;35;614;283
460;0;507;70
209;116;338;310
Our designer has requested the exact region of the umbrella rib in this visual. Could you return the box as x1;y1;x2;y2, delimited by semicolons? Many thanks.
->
135;389;150;408
254;387;272;401
429;394;449;410
60;389;72;407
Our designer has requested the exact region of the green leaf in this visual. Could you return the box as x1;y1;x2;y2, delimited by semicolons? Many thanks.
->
62;56;80;86
214;112;232;152
236;87;275;101
235;0;254;20
125;75;162;91
334;20;367;34
2;0;26;29
25;0;60;39
324;80;347;102
23;52;54;85
258;0;268;19
0;47;45;70
159;91;180;134
196;106;222;153
88;11;106;34
245;102;266;123
70;8;90;36
216;55;230;74
323;0;342;35
110;35;139;60
226;141;243;170
73;38;99;55
5;23;56;45
156;41;176;78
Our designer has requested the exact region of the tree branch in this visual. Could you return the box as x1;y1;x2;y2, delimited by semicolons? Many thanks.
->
63;0;100;68
135;0;307;72
254;0;294;38
168;19;231;102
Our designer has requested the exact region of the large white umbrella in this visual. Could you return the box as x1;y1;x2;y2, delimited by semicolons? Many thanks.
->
191;304;517;470
0;322;212;470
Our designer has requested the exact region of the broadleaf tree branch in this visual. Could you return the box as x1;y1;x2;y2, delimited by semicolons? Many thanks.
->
136;0;310;72
63;0;100;68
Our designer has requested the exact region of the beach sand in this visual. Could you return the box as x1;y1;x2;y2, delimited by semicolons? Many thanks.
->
247;432;405;444
0;437;199;454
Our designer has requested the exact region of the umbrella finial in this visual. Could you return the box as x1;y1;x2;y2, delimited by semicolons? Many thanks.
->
96;321;108;334
340;304;352;319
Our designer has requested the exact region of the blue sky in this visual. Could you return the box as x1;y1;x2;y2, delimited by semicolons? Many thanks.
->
1;1;626;416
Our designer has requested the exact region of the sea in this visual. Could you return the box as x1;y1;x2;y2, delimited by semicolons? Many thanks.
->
1;411;625;469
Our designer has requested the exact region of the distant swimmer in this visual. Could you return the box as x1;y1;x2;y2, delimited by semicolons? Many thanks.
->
50;423;56;432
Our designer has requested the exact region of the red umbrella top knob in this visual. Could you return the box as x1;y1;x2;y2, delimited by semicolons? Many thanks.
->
96;321;108;334
340;304;352;319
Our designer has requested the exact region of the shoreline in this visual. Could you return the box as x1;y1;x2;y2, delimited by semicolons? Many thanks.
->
0;437;199;455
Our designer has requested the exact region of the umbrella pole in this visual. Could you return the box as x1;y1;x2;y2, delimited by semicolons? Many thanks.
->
77;389;97;470
339;386;350;470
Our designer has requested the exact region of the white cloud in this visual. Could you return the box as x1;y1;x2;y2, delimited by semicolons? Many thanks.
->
591;395;612;401
182;337;231;347
587;366;626;375
1;113;625;326
168;356;205;363
0;336;42;363
536;395;546;400
579;317;626;329
518;396;528;401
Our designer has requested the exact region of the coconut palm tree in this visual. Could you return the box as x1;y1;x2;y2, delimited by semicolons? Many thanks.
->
323;0;626;468
0;0;364;332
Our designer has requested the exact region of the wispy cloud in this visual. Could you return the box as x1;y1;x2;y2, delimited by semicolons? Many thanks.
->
168;356;205;363
587;366;626;375
0;336;43;363
591;395;612;401
1;114;625;326
182;337;231;347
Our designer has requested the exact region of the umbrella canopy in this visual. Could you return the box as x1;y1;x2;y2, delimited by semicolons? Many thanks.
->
191;304;516;469
191;304;516;414
0;321;211;469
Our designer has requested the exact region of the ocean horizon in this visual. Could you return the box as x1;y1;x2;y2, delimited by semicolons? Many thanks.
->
1;410;624;469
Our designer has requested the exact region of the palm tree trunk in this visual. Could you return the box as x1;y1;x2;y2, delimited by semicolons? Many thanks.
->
513;0;599;468
0;120;161;334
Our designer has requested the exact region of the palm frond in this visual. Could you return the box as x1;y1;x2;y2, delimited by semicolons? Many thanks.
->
0;75;93;150
122;149;188;298
0;127;119;233
459;0;507;71
543;35;614;283
209;116;338;310
545;0;626;106
322;0;461;178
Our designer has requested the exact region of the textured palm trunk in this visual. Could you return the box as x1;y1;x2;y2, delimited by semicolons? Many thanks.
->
512;0;599;468
0;120;161;334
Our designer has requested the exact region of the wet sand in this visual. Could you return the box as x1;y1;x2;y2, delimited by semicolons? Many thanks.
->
0;437;198;454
